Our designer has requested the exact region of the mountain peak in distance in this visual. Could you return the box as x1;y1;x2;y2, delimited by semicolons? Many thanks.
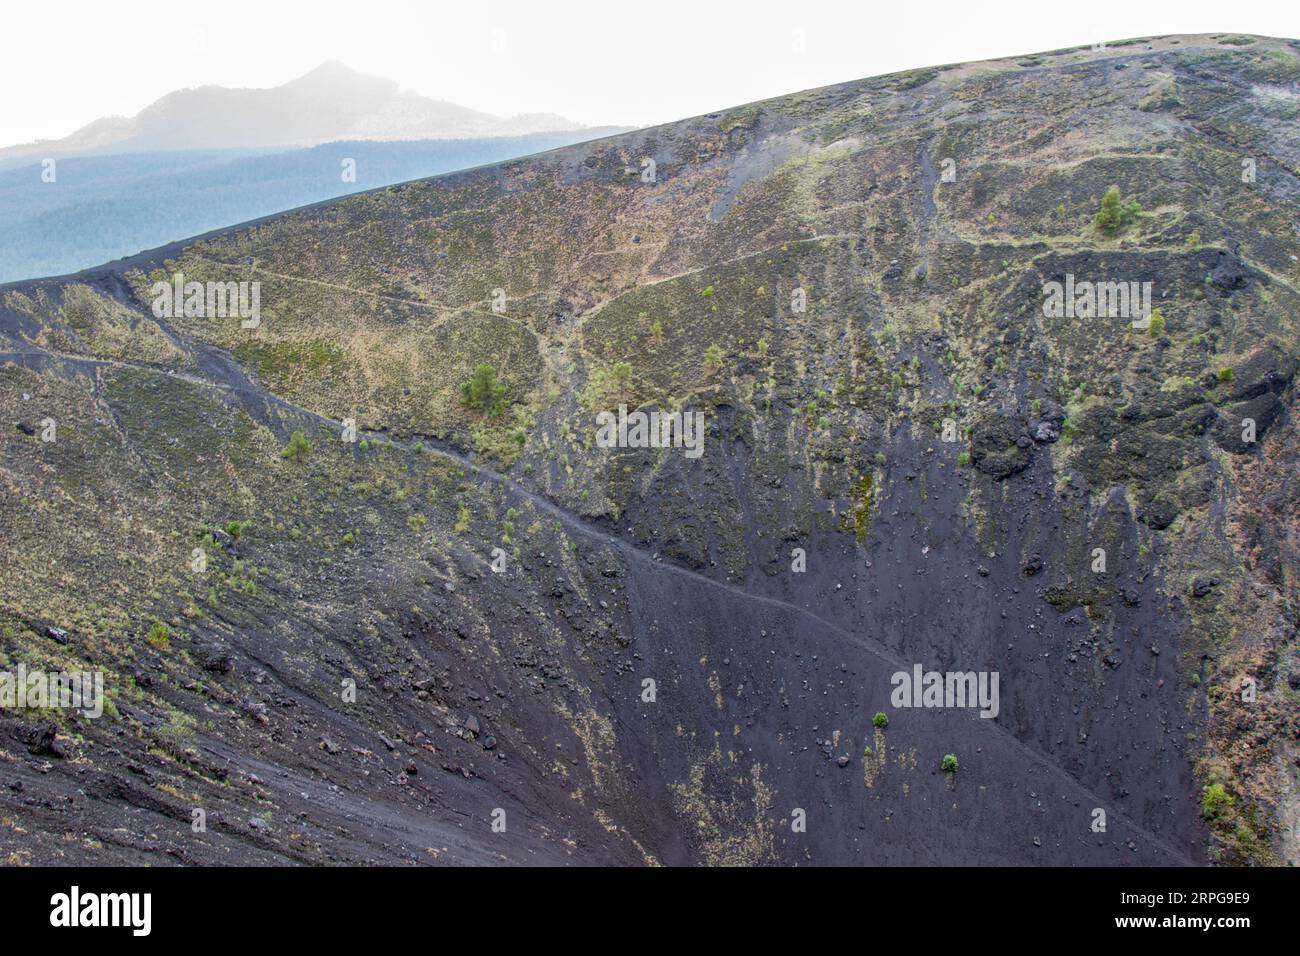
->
0;62;601;161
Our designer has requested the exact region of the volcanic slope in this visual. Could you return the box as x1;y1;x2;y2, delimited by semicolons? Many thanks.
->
2;34;1298;866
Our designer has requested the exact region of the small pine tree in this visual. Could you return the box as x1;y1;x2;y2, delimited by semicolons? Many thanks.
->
462;364;507;417
1095;185;1142;236
282;430;311;463
610;361;633;404
704;343;723;374
1147;307;1165;337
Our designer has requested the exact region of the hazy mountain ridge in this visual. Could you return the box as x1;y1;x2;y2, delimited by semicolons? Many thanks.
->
0;61;602;162
0;34;1297;867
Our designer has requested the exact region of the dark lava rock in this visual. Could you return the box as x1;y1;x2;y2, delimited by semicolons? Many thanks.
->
970;413;1034;479
6;719;64;757
15;421;36;436
1209;250;1250;291
1192;576;1219;598
837;755;851;767
1212;394;1284;453
483;735;498;750
1031;419;1060;442
1038;400;1066;426
1137;495;1178;530
193;643;235;674
45;626;69;645
1022;555;1044;576
1221;342;1297;403
464;715;481;735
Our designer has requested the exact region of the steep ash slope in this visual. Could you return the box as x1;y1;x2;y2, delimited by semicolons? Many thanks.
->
1;34;1297;866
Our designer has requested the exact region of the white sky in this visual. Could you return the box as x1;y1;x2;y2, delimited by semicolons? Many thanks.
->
3;0;1296;145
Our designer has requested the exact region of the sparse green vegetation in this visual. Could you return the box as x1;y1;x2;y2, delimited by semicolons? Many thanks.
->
1147;308;1165;336
941;753;959;773
704;343;724;375
1094;185;1142;236
146;620;171;651
1202;782;1233;819
461;363;508;417
873;712;889;729
1217;366;1234;383
585;360;635;408
281;430;312;463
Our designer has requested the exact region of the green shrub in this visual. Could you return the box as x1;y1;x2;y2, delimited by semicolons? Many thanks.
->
281;430;312;462
704;343;724;374
1094;185;1142;236
461;363;507;417
146;620;171;652
1147;308;1165;336
1217;366;1234;383
941;753;959;773
1202;782;1233;819
957;451;971;467
701;285;715;297
225;520;248;540
873;711;889;729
